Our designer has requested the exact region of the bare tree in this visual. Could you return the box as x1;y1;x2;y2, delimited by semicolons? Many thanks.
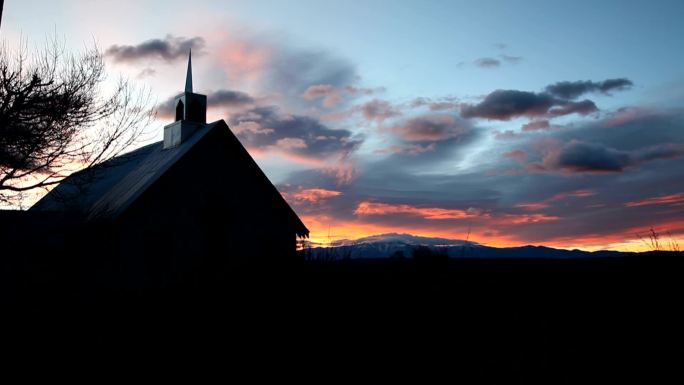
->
0;37;155;205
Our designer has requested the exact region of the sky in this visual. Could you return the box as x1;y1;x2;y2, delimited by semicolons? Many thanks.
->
3;0;684;250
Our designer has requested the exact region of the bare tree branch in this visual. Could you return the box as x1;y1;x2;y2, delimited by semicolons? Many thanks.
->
0;36;156;205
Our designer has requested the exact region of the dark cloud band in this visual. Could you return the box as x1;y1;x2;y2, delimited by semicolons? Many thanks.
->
545;78;633;100
106;35;206;63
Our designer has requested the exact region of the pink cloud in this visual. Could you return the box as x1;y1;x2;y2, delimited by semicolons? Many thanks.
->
522;120;550;131
389;115;466;141
504;150;527;159
302;84;343;108
276;137;308;149
625;192;684;207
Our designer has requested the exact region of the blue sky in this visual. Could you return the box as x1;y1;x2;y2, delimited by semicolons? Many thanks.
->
3;0;684;250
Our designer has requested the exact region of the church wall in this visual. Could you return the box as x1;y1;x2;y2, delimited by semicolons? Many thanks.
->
111;126;300;288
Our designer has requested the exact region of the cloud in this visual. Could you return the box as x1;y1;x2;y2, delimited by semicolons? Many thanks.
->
210;90;256;108
229;105;361;160
545;78;633;100
625;192;684;207
302;84;342;107
106;35;206;63
474;57;501;68
494;130;521;140
260;46;357;100
462;90;553;120
276;137;308;149
206;29;361;108
286;188;343;203
375;143;437;156
354;201;559;224
136;68;156;79
522;120;550;131
355;202;473;220
461;79;633;122
345;86;384;96
389;115;467;141
282;103;684;250
301;84;382;108
540;140;684;173
543;141;633;172
547;99;598;117
461;90;596;120
233;121;274;135
359;99;402;122
634;143;684;162
157;89;255;118
500;55;523;64
410;97;459;111
504;150;527;159
516;189;596;210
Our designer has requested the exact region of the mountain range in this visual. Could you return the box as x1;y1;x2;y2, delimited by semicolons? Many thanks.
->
303;233;643;259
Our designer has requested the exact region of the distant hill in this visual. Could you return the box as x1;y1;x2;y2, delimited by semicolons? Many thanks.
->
303;232;645;259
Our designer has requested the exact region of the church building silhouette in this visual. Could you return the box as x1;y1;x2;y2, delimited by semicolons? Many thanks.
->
24;52;309;288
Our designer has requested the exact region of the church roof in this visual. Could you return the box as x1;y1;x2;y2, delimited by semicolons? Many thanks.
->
31;120;309;238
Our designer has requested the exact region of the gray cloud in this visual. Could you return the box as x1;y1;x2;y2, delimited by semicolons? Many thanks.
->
157;89;255;118
522;120;550;131
545;78;633;100
541;140;684;173
389;115;468;142
264;46;357;102
229;106;362;159
460;90;597;120
410;97;459;111
500;55;523;64
106;35;206;63
474;57;501;68
544;140;632;172
210;90;255;107
548;99;598;117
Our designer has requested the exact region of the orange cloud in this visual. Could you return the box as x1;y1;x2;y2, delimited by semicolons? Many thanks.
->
354;202;472;219
515;202;549;210
498;213;560;224
625;192;684;207
354;201;559;224
549;189;596;201
516;189;596;210
285;188;342;203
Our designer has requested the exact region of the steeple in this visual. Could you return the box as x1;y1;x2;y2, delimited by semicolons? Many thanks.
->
163;50;208;149
185;50;193;93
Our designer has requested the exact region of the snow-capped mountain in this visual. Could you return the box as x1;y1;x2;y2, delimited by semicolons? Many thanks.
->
302;233;639;259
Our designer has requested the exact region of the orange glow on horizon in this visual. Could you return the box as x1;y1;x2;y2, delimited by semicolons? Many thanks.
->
299;214;684;253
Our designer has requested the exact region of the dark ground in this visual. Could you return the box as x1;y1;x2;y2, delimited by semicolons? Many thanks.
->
3;253;683;382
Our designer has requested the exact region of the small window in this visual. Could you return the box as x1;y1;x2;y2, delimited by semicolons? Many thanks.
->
175;100;184;121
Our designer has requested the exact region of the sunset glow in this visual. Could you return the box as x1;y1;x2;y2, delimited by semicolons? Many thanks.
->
4;0;684;252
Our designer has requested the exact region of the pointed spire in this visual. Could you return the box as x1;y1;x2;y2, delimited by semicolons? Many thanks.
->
185;50;193;93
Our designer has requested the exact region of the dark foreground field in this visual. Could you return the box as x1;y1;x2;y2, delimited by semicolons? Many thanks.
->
4;253;683;382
